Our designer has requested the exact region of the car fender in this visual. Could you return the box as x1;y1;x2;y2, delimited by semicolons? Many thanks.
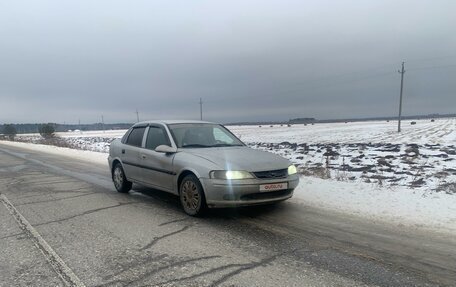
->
173;152;221;193
109;156;132;179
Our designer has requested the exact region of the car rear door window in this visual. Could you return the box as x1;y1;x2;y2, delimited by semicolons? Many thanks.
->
145;126;170;150
126;127;146;147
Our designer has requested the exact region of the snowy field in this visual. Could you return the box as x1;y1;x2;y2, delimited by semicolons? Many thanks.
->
235;118;456;193
3;118;456;233
14;118;456;193
231;118;455;144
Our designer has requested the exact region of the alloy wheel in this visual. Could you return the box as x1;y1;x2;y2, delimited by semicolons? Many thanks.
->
181;180;200;213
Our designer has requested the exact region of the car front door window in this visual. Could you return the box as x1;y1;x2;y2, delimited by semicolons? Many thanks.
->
145;126;170;150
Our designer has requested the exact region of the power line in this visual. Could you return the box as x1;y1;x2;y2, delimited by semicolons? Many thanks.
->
407;63;456;72
275;62;456;97
262;70;397;100
405;54;456;64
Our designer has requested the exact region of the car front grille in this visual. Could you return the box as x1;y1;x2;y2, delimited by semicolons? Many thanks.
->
253;168;288;179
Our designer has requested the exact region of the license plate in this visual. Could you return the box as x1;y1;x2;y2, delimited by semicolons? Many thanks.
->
259;182;288;192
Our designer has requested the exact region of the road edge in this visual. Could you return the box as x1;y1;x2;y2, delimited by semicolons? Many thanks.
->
0;193;86;287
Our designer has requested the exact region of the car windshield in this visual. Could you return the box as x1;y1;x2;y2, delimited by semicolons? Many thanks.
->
167;123;244;148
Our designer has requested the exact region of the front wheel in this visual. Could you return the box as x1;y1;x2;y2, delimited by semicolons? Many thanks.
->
112;163;132;193
179;175;206;216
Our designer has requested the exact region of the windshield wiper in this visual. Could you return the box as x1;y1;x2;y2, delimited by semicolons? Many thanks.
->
182;144;211;148
208;143;244;147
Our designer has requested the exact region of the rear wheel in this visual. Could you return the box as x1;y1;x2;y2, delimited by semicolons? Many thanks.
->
112;163;132;193
179;175;206;216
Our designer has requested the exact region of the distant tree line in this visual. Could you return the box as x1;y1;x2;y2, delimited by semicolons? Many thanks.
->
0;123;132;134
1;123;55;140
288;118;316;124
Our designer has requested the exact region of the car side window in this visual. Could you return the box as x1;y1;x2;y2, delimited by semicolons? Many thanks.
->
121;128;133;143
146;126;171;150
126;127;146;147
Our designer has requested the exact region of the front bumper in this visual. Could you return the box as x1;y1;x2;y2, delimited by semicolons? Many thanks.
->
200;174;299;208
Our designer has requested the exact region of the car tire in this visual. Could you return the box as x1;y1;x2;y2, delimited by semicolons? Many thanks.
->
179;175;206;216
112;163;132;193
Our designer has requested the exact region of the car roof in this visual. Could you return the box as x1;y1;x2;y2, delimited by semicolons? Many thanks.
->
132;120;215;127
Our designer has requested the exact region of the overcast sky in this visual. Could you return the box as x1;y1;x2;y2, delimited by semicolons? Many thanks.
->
1;0;455;124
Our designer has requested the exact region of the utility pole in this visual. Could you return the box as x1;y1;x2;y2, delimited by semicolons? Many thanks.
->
199;98;203;120
397;61;406;132
136;109;140;122
101;115;105;133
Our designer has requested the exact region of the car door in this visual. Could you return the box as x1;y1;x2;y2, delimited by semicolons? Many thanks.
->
121;126;147;182
139;125;176;192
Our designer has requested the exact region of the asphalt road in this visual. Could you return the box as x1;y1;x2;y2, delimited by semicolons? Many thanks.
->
1;143;455;287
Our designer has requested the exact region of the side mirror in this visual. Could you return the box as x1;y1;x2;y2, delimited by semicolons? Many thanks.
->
155;145;178;154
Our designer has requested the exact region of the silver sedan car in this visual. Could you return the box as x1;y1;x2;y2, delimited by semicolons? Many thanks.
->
108;120;299;216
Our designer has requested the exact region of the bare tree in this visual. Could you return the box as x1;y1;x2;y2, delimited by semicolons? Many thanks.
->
3;124;17;140
39;123;56;139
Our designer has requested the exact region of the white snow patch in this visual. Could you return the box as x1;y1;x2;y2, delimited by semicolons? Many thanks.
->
293;177;456;233
0;140;108;166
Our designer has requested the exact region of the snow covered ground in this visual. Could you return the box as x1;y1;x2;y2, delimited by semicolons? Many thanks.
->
230;117;456;144
230;118;456;193
6;118;456;233
14;118;456;193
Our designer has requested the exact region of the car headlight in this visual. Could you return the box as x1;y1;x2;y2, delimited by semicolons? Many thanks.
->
288;165;297;175
210;170;254;180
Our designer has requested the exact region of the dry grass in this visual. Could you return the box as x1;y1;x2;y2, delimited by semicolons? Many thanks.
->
436;182;456;195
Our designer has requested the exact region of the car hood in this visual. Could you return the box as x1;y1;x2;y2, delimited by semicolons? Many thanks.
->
183;146;291;172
